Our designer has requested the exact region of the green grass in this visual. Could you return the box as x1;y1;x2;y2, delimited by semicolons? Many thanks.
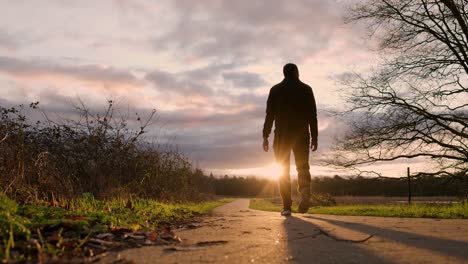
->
250;198;468;219
0;193;231;262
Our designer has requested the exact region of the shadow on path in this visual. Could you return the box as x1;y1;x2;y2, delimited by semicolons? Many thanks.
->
283;216;392;264
306;216;468;262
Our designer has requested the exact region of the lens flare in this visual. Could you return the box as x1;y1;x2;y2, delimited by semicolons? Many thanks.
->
263;163;283;179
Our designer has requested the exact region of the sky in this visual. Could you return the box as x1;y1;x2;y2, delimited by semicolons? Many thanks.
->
0;0;430;178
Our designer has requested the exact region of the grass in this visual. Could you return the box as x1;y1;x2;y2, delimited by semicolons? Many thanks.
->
250;198;468;219
0;193;231;263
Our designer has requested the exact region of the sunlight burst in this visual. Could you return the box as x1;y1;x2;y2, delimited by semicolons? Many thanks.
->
261;163;283;179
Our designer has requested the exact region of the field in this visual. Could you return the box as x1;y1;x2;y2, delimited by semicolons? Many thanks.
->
331;195;459;205
250;196;468;219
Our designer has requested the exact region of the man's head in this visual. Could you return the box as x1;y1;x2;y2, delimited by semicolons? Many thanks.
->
283;63;299;79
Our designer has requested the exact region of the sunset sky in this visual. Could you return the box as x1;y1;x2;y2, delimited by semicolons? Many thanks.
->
0;0;430;177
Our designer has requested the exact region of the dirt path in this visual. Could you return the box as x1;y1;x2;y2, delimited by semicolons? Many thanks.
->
100;199;468;264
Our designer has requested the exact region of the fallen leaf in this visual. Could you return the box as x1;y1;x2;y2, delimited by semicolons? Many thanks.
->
147;231;157;242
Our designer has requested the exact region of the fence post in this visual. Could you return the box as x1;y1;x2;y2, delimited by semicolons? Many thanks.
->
407;167;412;205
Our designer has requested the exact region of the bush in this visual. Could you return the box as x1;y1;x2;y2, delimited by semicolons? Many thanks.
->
0;101;214;202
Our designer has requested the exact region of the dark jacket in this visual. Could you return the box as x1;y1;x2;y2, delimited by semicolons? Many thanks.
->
262;77;318;146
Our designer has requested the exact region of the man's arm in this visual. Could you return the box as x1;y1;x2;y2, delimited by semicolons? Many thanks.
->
262;88;275;152
308;87;318;151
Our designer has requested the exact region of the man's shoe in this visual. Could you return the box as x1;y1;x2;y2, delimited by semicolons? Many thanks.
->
281;209;292;216
298;198;310;214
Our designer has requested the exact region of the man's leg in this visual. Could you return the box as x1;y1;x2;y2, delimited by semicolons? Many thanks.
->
293;134;311;213
275;146;292;211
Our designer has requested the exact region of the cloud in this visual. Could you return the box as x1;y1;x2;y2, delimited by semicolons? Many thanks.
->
146;69;210;94
0;56;140;87
0;29;18;51
146;62;268;97
159;106;263;127
222;72;267;89
154;0;344;63
0;28;49;53
145;64;232;96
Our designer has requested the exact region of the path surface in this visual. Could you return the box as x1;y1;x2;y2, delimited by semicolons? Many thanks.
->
100;199;468;264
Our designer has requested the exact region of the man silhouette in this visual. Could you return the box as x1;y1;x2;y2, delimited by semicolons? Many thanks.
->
262;63;318;216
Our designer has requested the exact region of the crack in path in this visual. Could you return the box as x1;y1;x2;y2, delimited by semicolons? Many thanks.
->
287;229;374;243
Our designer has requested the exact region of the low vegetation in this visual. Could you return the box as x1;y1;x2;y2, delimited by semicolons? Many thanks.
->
0;193;230;262
0;102;235;262
0;102;216;202
250;198;468;219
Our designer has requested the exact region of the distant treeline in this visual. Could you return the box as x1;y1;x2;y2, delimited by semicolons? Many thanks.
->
209;175;277;197
209;174;468;198
311;175;468;197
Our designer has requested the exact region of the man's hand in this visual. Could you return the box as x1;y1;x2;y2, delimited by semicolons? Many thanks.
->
263;138;269;152
311;139;318;151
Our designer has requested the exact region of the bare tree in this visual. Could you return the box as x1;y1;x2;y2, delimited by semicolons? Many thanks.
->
330;0;468;178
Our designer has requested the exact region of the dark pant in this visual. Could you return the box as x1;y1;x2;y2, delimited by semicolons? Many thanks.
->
274;133;311;210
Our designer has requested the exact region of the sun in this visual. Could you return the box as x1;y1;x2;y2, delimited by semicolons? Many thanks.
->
260;163;283;179
226;163;284;179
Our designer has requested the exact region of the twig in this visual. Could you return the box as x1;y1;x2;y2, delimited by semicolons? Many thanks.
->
0;133;8;144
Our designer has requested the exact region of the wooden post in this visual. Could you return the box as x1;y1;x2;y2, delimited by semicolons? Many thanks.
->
407;167;412;205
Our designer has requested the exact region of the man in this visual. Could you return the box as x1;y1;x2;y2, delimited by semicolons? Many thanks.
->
262;63;318;216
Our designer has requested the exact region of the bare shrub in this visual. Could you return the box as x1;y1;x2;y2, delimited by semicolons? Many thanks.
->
0;101;213;202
